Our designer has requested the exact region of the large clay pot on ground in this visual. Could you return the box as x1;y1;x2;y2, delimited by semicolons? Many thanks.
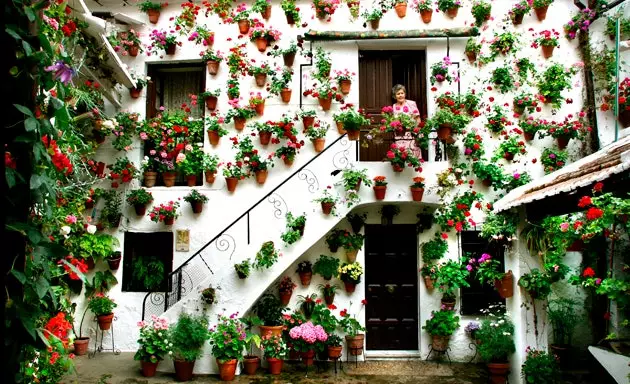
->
243;356;260;375
141;360;159;377
173;359;195;382
267;357;283;375
259;325;284;339
487;362;510;384
217;359;237;381
345;334;364;355
73;337;90;356
97;313;114;330
494;270;514;298
431;335;450;351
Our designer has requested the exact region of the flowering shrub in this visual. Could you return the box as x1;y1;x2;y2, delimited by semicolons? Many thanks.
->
540;148;568;174
385;143;422;171
148;200;181;223
147;29;179;56
489;32;518;57
521;347;561;383
305;120;329;139
109;29;143;55
289;321;328;352
225;99;256;121
430;57;452;85
269;67;293;95
249;21;281;42
248;91;266;106
509;0;531;19
134;315;172;363
333;68;355;82
436;0;461;12
138;1;167;12
87;293;117;316
58;255;88;280
208;314;247;362
245;151;275;172
279;276;297;293
229;3;251;22
261;334;289;359
281;0;302;24
411;0;432;12
513;93;538;114
615;77;630;113
200;49;224;62
303;80;343;102
541;112;590;140
335;104;370;131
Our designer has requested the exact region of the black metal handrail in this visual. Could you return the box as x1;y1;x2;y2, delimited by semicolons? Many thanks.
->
141;133;350;319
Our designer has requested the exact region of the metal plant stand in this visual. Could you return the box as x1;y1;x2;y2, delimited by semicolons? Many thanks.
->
425;344;452;365
89;316;121;358
316;355;344;375
346;346;365;368
468;341;480;363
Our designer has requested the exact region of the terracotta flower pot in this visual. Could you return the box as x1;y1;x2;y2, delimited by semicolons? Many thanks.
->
147;9;160;24
369;18;380;29
165;43;176;55
173;359;195;382
205;171;216;184
261;5;271;19
344;281;357;293
336;121;346;134
420;9;433;23
134;203;147;217
141;360;159;377
283;157;294;166
143;171;157;188
312;138;325;152
346;248;358;263
73;337;90;356
394;3;407;17
373;185;387;200
446;7;459;18
431;335;450;352
482;178;492;187
437;124;453;142
321;201;335;215
487;362;510;384
205;96;218;110
534;5;548;21
324;292;335;305
164;216;175;225
466;51;477;62
280;88;292;103
494;270;514;298
423;276;435;290
130;87;142;99
283;51;296;66
441;298;456;311
619;109;630;128
392;164;404;172
238;19;250;34
410;187;424;202
217;358;237;381
243;356;260;375
259;325;284;339
234;117;246;130
259;131;272;146
347;129;360;141
504;152;515;161
186;175;197;187
207;60;219;75
97;313;114;330
285;12;295;25
225;177;238;193
128;45;139;57
302;116;315;131
524;131;535;141
107;256;122;270
162;171;177;187
279;290;292;306
264;357;282;374
318;97;332;111
208;130;220;146
513;104;526;115
339;79;351;95
345;334;364;355
255;38;268;52
512;12;524;25
254;103;265;116
541;45;555;59
557;136;570;150
299;271;313;287
190;201;204;214
255;169;268;185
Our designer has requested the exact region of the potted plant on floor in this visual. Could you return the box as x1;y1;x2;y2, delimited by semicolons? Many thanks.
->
422;309;460;352
338;262;363;293
319;283;339;305
134;315;172;377
435;260;470;310
476;307;515;384
278;276;297;306
241;316;262;375
262;334;288;374
126;188;153;217
209;314;247;381
297;261;313;287
255;293;287;338
547;297;579;368
289;321;328;366
339;302;366;355
183;189;208;214
521;347;561;383
170;312;210;381
87;293;117;331
314;254;340;281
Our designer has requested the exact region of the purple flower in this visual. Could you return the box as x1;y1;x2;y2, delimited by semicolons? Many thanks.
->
513;173;521;179
549;153;556;159
466;264;473;272
44;60;75;85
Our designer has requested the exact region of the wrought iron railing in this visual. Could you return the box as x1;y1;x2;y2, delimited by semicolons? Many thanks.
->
141;134;351;319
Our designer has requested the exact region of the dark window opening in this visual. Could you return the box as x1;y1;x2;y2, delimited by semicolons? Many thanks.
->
123;232;173;292
459;231;505;315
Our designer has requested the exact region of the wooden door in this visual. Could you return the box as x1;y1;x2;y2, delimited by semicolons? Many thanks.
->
358;51;427;162
365;224;418;350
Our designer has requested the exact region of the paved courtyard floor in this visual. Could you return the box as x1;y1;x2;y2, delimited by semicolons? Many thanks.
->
66;352;489;384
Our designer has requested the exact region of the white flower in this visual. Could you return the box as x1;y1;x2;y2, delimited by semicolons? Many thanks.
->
86;225;97;234
168;351;173;355
169;343;173;346
102;120;115;130
243;157;250;162
158;332;162;337
60;226;71;236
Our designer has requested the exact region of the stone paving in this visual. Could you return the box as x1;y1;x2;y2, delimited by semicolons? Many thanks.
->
66;352;489;384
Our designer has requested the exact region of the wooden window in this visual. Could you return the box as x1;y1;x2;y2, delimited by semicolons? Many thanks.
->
459;231;505;315
122;232;173;292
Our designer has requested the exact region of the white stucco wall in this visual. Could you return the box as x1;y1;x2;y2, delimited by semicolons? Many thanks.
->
75;0;627;379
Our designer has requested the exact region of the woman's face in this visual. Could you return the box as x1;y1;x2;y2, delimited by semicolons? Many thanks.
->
395;89;406;103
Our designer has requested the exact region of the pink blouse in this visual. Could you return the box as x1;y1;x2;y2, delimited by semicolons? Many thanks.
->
392;100;420;117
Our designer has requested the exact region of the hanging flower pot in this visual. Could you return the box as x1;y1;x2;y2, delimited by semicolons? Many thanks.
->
557;136;570;150
261;5;272;19
143;171;158;188
134;203;147;217
431;335;450;351
97;313;114;330
190;200;204;214
238;19;250;34
440;297;456;311
312;138;325;152
279;290;292;306
541;45;555;59
466;51;477;62
259;131;272;145
321;201;335;215
255;37;268;52
446;7;459;18
283;51;296;66
128;45;139;57
208;130;220;146
373;186;387;200
336;121;346;134
344;281;357;293
524;131;535;141
141;360;159;377
347;129;360;141
165;43;176;55
345;334;364;355
437;124;453;142
345;249;358;263
494;270;514;299
302;116;315;131
394;3;407;17
369;18;380;29
423;276;435;290
164;216;175;225
186;175;197;187
254;102;265;116
255;169;268;185
318;96;332;111
280;88;292;103
225;177;239;193
504;152;515;161
512;13;524;25
339;80;352;95
420;9;433;23
107;254;122;270
162;171;177;187
324;292;335;305
234;117;246;130
534;5;549;21
618;109;630;128
205;96;218;110
207;60;219;75
205;171;216;184
299;271;313;287
285;12;295;25
217;359;238;381
410;187;424;202
283;157;294;166
266;357;283;375
254;73;267;87
147;9;160;24
392;164;404;173
129;87;142;99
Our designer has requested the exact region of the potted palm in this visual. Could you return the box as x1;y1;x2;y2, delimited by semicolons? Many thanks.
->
170;312;210;381
422;309;460;351
476;307;516;384
254;293;286;338
313;254;340;281
338;262;363;293
262;334;288;374
126;188;153;216
435;260;470;310
183;189;208;214
208;314;247;381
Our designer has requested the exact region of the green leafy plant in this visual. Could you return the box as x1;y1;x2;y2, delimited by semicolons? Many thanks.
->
518;269;553;299
472;161;505;189
255;293;286;326
435;259;470;301
281;212;306;245
132;255;165;290
480;211;519;243
516;58;536;82
183;189;208;204
436;0;462;12
476;306;515;363
423;309;460;336
521;348;561;384
547;297;579;346
318;283;339;298
312;47;332;82
421;235;448;264
538;64;576;108
269;68;293;95
339;168;371;191
126;188;153;206
491;66;515;94
540;148;568;174
339;302;366;336
100;191;123;228
254;241;280;269
234;259;251;279
261;334;288;359
468;253;504;286
465;37;482;55
485;105;508;134
170;312;210;362
208;314;247;362
493;135;527;161
87;293;117;316
471;1;491;26
201;286;217;305
85;270;118;297
138;1;166;13
281;0;302;23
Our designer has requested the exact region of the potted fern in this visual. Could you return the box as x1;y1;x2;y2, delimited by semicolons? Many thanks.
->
170;312;210;381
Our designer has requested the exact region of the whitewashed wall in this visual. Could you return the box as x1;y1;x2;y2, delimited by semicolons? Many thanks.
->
75;0;626;380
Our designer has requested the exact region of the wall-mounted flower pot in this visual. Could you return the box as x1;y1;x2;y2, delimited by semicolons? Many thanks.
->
466;51;477;62
534;5;548;21
186;175;197;187
339;79;351;95
108;255;122;270
255;38;268;52
302;116;315;131
279;290;292;306
524;131;535;141
336;121;346;134
225;177;238;193
394;3;407;17
410;187;424;202
238;19;250;34
347;129;360;141
143;171;157;188
234;117;246;130
618;109;630;128
420;10;433;23
259;131;272;145
208;130;220;146
283;51;296;66
321;201;335;215
369;18;380;30
162;171;177;187
134;203;147;217
299;271;313;287
494;270;514;298
128;45;139;57
129;87;142;99
556;136;570;150
318;97;332;111
285;12;295;25
205;171;216;184
255;170;268;185
345;249;358;263
446;7;459;18
147;9;160;24
440;297;456;311
512;13;524;25
283;157;294;166
190;201;203;214
503;152;515;161
261;5;271;20
97;313;114;330
437;124;453;142
280;88;292;103
324;292;335;305
164;217;175;225
165;43;176;55
541;45;555;59
254;102;265;116
243;356;260;375
205;96;218;110
344;281;357;293
312;138;325;152
255;73;267;87
207;60;219;75
423;276;435;290
392;164;404;172
373;186;387;200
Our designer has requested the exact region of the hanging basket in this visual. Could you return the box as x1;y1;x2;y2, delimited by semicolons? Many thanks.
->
226;177;238;193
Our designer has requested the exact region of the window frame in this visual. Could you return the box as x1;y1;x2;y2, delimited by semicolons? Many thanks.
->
122;232;174;293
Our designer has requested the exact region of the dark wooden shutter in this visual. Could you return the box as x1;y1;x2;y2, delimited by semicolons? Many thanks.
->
146;79;157;119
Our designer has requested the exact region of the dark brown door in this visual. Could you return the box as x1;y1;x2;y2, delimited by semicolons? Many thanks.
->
358;51;427;162
365;224;418;350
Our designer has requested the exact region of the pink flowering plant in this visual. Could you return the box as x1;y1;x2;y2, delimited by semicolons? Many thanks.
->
188;25;214;46
200;49;224;63
222;161;249;179
412;0;433;12
225;99;257;121
430;57;453;85
380;106;418;135
148;200;181;223
248;21;281;43
288;321;328;352
134;315;172;363
333;68;355;82
109;29;143;55
147;29;179;56
564;8;596;40
208;314;247;362
229;3;251;22
312;0;341;20
532;29;560;47
541;112;590;140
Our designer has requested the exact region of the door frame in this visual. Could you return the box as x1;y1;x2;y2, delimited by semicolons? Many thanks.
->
364;224;420;354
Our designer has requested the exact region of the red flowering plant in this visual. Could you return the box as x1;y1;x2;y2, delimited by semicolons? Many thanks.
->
532;29;560;48
174;2;201;34
189;25;214;46
519;117;548;139
276;138;304;162
485;105;510;134
58;255;88;281
463;131;485;159
512;93;538;114
373;176;387;186
303;80;343;103
230;136;256;159
107;157;139;186
615;77;630;113
540;148;568;174
436;92;464;112
248;21;282;43
245;150;275;172
224;99;257;122
42;136;74;177
226;43;249;76
435;191;485;233
541;111;590;140
385;143;422;171
221;160;250;179
492;135;527;162
379;105;418;136
203;0;232;20
312;0;342;20
148;200;181;223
